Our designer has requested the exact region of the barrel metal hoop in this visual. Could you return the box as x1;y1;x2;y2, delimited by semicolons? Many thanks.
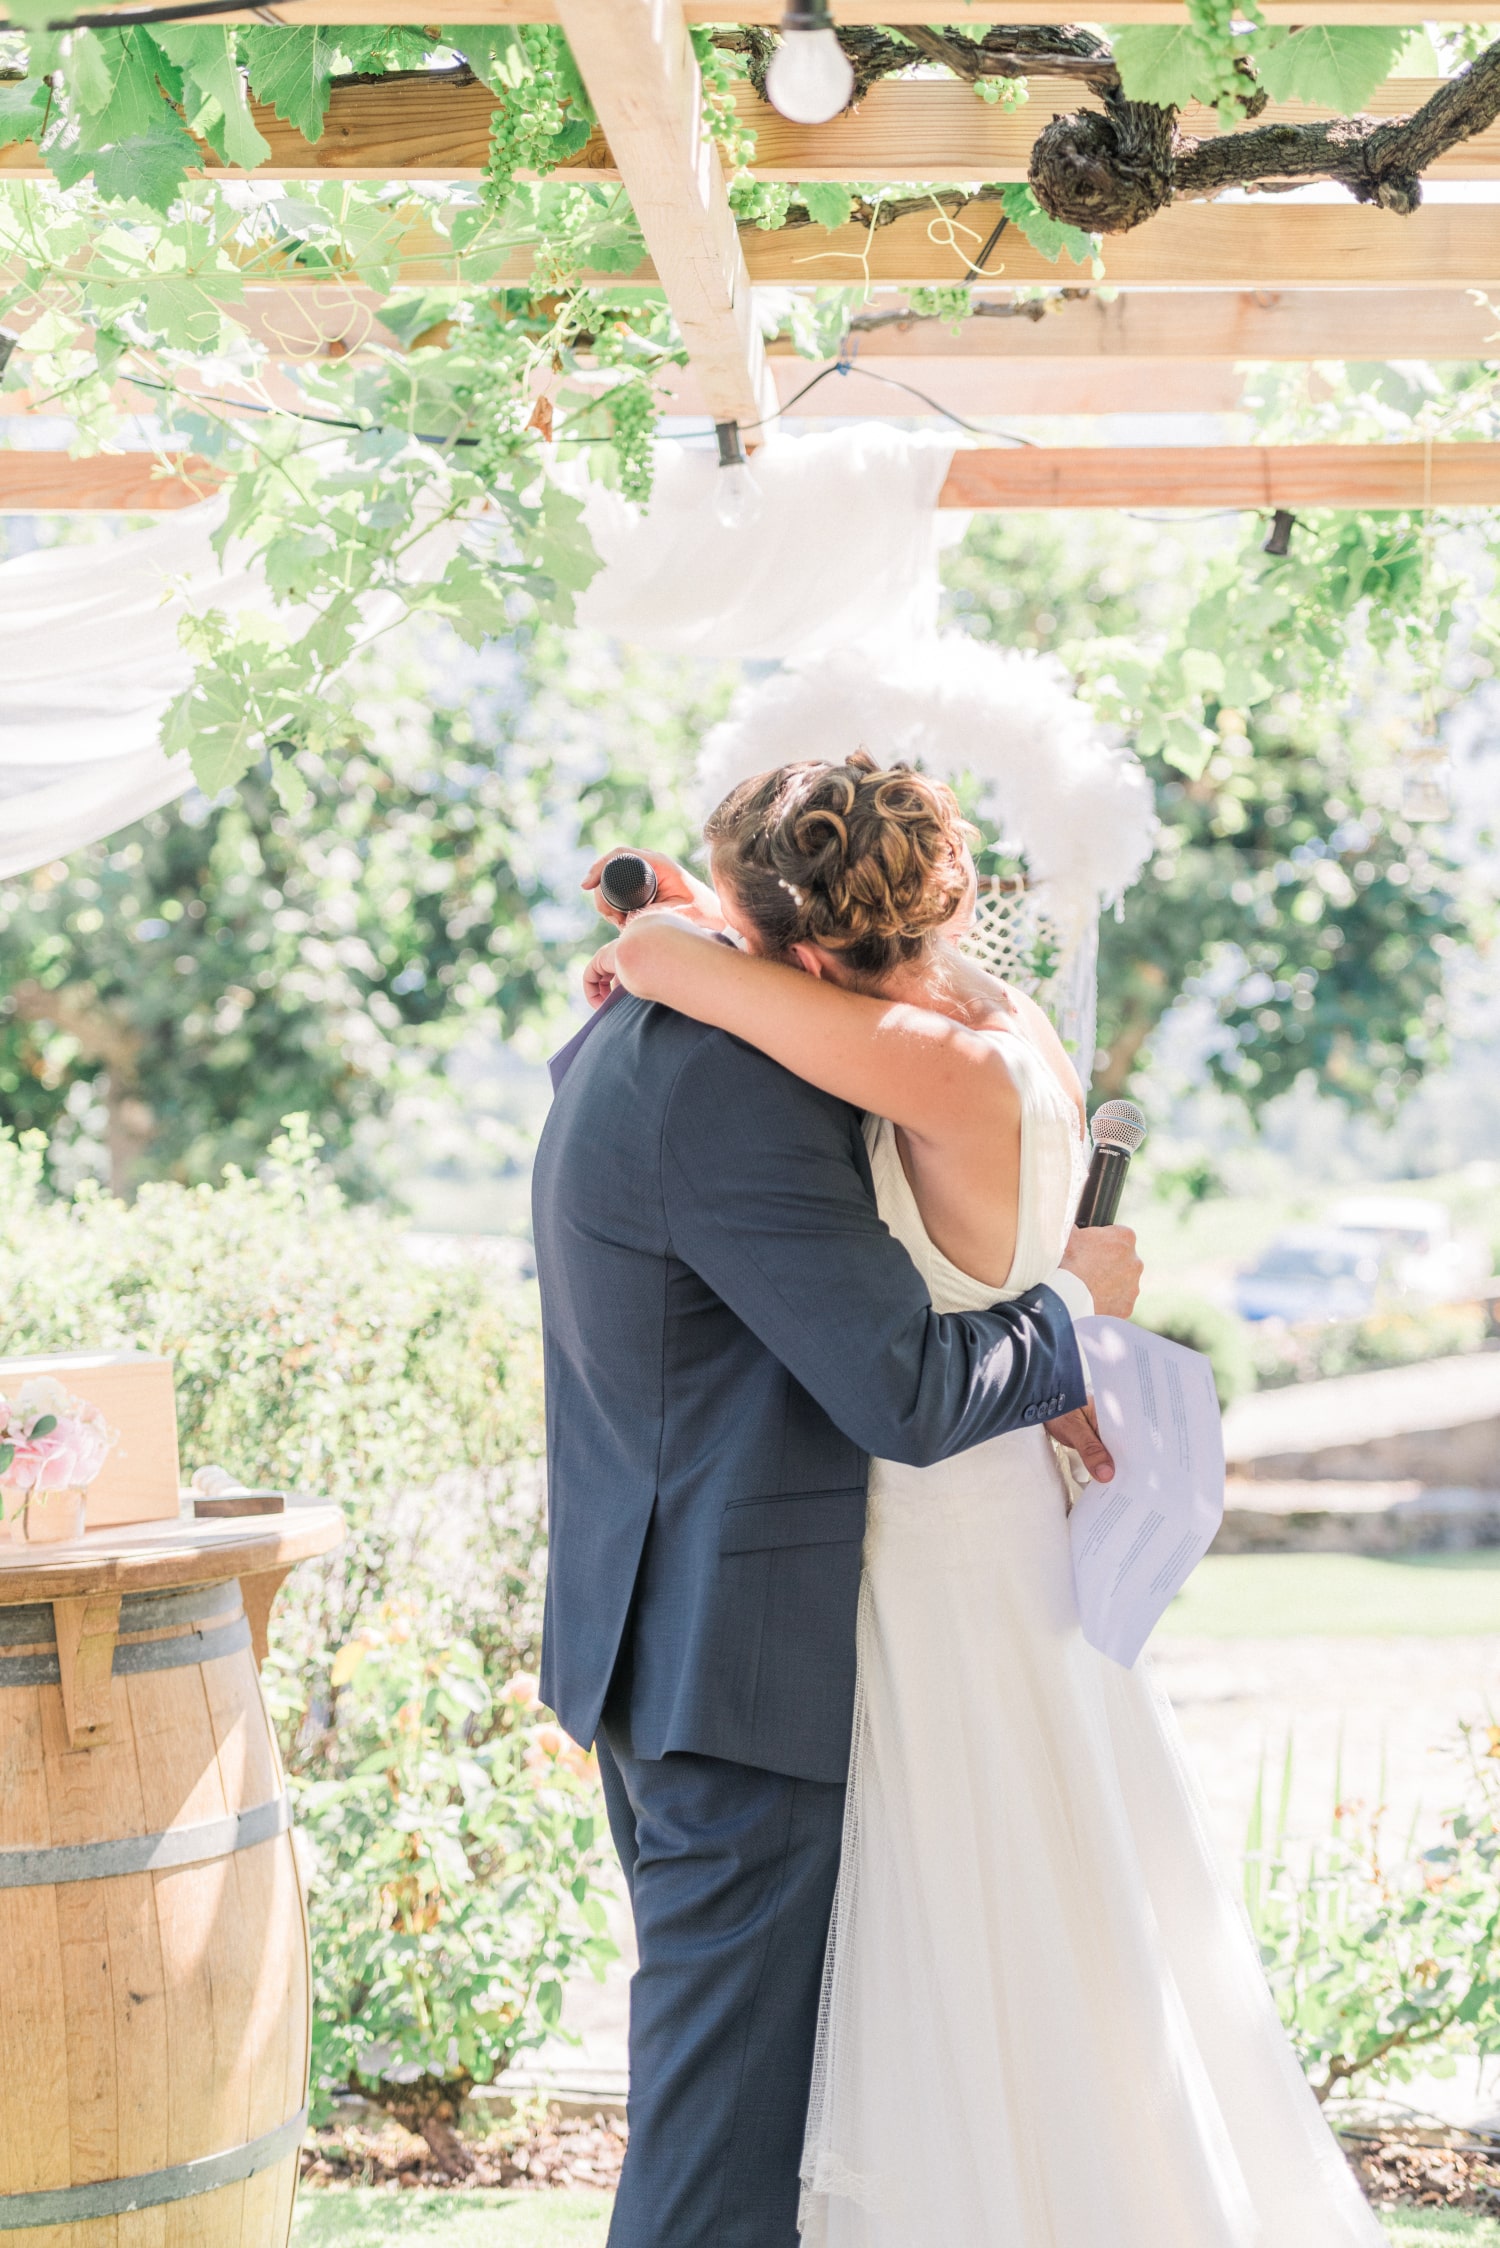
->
0;1579;242;1649
0;1790;291;1890
0;2105;308;2229
0;1612;251;1687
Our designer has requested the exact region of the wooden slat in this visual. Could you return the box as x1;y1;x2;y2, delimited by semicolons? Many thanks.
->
662;355;1249;416
10;76;1497;188
806;288;1500;363
939;442;1500;507
10;443;1500;513
10;285;1487;381
185;200;1500;291
0;456;221;511
554;0;771;430
0;3;1491;22
738;202;1500;288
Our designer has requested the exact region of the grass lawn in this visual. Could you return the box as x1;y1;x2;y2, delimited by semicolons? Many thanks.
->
1381;2218;1500;2246
292;2191;1497;2245
1156;1550;1500;1639
294;2189;613;2246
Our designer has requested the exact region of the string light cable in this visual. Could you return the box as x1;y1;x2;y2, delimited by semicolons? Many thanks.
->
102;355;1040;454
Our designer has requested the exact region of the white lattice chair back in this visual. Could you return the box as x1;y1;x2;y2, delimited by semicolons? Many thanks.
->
956;875;1098;1070
956;877;1051;993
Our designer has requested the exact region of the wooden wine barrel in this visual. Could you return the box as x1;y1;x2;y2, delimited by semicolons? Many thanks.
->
0;1511;343;2244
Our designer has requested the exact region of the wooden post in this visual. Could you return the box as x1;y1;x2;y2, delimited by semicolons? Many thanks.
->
553;0;774;431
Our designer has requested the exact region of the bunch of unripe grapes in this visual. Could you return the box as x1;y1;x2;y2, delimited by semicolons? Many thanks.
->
1185;0;1265;124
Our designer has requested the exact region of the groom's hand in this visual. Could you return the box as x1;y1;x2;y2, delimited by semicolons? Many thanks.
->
1059;1224;1142;1320
1045;1403;1114;1482
582;850;724;931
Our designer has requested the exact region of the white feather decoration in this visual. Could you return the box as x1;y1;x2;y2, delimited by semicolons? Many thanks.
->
698;634;1157;930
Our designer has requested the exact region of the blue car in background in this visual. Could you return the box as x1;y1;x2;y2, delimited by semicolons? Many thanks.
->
1233;1228;1383;1325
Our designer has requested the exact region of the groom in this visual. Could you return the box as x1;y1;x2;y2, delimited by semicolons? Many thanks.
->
532;861;1141;2248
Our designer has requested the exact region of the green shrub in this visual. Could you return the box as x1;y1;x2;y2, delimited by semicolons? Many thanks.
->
0;1124;617;2117
1246;1732;1500;2105
291;1611;616;2123
1253;1303;1490;1390
1135;1293;1255;1407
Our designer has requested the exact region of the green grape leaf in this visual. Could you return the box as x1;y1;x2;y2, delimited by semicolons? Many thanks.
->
580;214;648;275
439;25;526;94
162;663;266;796
1108;23;1215;109
0;78;50;151
378;290;461;346
153;25;271;169
269;747;311;816
448;207;494;255
797;182;855;229
521;482;602;621
412;555;509;648
1253;26;1408;114
547;113;594;160
52;111;200;212
241;27;336;145
999;184;1095;269
65;31;116;116
70;28;174;144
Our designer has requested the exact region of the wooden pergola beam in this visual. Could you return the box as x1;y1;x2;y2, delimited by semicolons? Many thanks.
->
7;73;1498;185
10;444;1500;512
737;202;1500;289
662;356;1250;416
939;443;1500;508
552;0;771;432
0;455;221;510
812;289;1500;363
11;76;1499;188
199;201;1500;291
0;3;1492;22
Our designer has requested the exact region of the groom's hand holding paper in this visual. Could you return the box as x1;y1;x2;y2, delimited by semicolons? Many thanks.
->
1067;1318;1225;1668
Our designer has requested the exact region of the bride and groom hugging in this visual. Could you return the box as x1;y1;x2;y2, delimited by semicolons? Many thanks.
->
532;755;1382;2248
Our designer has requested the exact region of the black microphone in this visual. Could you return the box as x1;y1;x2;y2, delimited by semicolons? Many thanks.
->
598;852;659;916
1076;1100;1148;1228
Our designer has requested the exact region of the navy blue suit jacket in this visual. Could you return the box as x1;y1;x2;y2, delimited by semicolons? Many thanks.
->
532;994;1086;1784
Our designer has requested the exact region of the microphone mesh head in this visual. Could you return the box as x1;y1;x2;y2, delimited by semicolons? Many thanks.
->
1090;1098;1147;1156
598;853;659;915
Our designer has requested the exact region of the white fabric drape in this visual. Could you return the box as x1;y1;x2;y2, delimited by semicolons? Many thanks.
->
0;428;962;877
574;425;960;660
0;503;239;879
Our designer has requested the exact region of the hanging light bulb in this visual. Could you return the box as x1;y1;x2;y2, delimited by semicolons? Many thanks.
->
713;421;763;530
765;2;855;125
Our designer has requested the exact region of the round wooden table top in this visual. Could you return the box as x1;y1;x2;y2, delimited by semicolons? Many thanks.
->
0;1502;345;1604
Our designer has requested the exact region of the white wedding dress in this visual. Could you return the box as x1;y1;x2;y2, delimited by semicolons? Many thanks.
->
798;1024;1383;2248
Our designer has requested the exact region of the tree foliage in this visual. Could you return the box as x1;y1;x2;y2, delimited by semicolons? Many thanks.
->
942;506;1481;1112
0;627;724;1193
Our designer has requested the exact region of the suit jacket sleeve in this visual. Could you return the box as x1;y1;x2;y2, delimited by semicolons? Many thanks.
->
660;1032;1086;1468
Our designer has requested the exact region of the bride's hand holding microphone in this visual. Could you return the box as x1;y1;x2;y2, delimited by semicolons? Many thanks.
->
1044;1102;1148;1481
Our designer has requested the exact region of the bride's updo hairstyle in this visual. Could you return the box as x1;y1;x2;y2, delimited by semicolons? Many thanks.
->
704;750;976;982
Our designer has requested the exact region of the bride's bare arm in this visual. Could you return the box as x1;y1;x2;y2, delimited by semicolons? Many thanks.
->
608;914;1020;1150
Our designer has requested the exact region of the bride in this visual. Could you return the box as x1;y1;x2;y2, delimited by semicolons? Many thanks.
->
585;753;1382;2248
